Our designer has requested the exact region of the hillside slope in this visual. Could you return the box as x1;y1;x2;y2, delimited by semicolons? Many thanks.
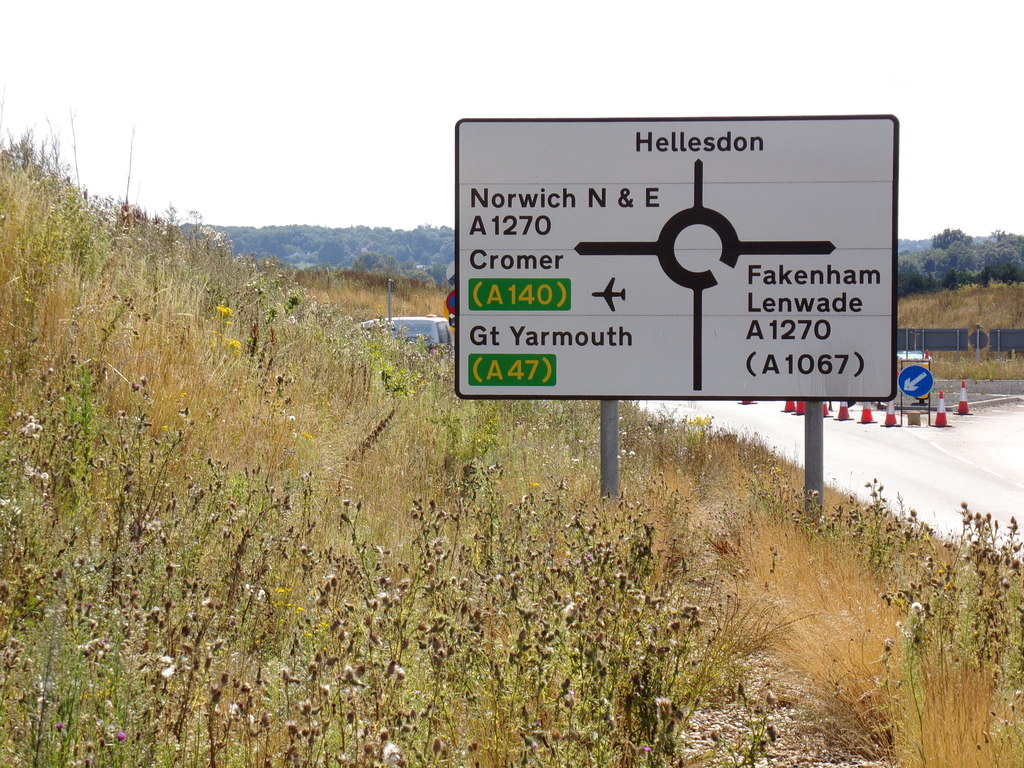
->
3;137;1024;767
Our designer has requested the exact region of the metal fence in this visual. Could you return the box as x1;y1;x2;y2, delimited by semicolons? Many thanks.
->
898;328;1024;354
897;328;968;353
990;329;1024;353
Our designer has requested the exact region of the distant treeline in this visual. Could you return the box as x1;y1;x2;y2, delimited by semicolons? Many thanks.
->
214;224;455;284
213;223;1023;295
898;229;1024;297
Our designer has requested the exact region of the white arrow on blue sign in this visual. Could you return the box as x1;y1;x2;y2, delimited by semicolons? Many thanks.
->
897;364;934;398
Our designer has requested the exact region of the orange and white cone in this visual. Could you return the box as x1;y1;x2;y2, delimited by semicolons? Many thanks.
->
836;402;852;421
822;401;831;418
882;400;899;427
859;401;875;424
957;380;971;415
782;400;796;413
934;391;949;427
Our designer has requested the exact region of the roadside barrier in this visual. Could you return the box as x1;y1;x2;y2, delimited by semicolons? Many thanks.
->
882;401;899;427
957;380;971;415
859;401;875;424
934;391;949;427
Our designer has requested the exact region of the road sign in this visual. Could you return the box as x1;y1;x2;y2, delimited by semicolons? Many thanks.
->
445;289;456;326
897;364;934;398
456;116;898;399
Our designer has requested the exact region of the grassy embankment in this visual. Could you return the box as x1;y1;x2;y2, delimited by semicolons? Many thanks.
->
901;286;1024;380
3;135;1024;767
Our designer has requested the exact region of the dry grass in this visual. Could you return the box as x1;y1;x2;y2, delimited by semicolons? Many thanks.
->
899;283;1024;378
924;352;1024;381
4;140;767;767
4;136;1024;767
735;513;901;756
900;283;1024;329
897;655;1017;768
731;457;1024;765
293;267;446;321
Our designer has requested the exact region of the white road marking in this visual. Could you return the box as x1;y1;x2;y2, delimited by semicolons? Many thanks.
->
928;441;976;466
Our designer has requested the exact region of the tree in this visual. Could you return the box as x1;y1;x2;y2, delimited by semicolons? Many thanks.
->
898;270;938;297
352;251;400;275
980;261;1024;285
941;267;974;291
931;228;973;250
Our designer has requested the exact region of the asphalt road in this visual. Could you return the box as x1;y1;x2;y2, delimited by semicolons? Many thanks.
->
936;378;1024;404
644;385;1024;536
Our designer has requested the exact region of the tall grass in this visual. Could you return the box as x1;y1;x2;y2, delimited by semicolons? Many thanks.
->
0;137;782;767
900;283;1024;330
737;465;1024;766
736;511;902;755
899;283;1024;379
4;135;1024;767
292;268;446;322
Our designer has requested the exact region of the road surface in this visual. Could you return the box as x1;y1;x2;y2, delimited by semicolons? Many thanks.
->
643;396;1024;536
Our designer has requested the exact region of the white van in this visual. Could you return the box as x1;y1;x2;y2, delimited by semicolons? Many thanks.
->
360;316;452;351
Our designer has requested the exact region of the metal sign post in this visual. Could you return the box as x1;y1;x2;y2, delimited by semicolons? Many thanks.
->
600;399;619;497
804;401;824;512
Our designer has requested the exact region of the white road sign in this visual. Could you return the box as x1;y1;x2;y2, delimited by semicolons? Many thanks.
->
455;116;898;399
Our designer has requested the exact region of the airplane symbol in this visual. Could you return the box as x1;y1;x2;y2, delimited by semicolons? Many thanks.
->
592;277;626;311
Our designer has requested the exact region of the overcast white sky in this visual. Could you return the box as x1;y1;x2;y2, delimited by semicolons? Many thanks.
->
1;0;1018;239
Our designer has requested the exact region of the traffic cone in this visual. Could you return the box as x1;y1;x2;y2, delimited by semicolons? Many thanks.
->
859;401;875;424
782;400;795;413
882;400;899;427
934;391;949;427
740;400;754;405
957;380;971;415
794;400;805;415
836;402;852;421
822;401;831;418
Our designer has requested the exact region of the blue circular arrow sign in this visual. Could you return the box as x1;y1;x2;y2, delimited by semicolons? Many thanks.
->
897;364;934;398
